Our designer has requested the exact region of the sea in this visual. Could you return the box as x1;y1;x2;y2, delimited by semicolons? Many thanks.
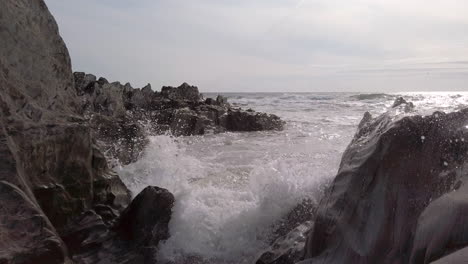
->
116;92;468;263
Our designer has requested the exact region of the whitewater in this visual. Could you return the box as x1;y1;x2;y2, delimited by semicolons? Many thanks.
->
116;92;468;263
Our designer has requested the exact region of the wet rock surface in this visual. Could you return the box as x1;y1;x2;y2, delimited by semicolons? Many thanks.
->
255;199;317;264
74;72;285;162
0;0;283;263
297;99;468;264
7;0;468;264
0;1;170;263
64;186;175;264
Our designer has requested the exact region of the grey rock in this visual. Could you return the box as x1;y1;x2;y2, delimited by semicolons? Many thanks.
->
216;95;228;105
75;72;285;139
226;109;285;131
60;187;174;264
0;181;67;264
117;186;175;247
410;180;468;264
0;0;78;121
256;221;313;264
392;96;415;112
300;106;468;264
0;1;132;263
256;199;317;264
430;246;468;264
161;82;201;102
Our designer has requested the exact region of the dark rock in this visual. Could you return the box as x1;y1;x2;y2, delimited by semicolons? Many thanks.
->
61;210;109;256
205;98;215;105
170;108;211;136
75;72;284;139
59;187;175;264
430;246;468;264
273;198;317;240
392;96;409;107
0;0;283;263
97;77;109;85
226;109;285;131
256;199;317;264
74;72;97;96
0;0;79;119
0;181;67;264
216;95;228;105
410;180;468;263
93;204;120;226
161;82;201;102
117;186;175;246
0;1;132;263
392;96;415;112
256;221;313;264
300;105;468;264
89;114;148;165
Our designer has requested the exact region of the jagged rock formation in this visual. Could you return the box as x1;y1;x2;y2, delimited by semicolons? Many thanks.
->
63;186;175;264
0;1;285;263
295;100;468;264
74;72;284;165
0;1;170;263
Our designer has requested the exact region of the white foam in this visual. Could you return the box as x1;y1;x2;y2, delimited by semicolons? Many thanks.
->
118;132;338;263
116;92;468;263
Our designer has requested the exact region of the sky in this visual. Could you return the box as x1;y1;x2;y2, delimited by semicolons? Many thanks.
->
45;0;468;92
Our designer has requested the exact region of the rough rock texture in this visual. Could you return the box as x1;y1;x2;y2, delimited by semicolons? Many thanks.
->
0;0;131;262
74;72;285;152
255;199;317;264
117;186;174;247
0;181;67;264
63;186;174;264
298;100;468;264
0;0;284;263
430;246;468;264
256;221;313;264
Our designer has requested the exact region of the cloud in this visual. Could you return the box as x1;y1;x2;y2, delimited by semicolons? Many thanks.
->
45;0;468;92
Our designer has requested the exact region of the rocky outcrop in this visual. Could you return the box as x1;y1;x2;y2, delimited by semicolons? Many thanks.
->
63;186;175;264
297;100;468;264
0;0;281;263
0;0;153;262
74;72;285;161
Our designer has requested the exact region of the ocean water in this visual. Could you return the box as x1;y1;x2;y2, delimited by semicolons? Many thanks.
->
117;92;468;263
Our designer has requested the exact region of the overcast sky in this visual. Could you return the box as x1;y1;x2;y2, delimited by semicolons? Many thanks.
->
46;0;468;92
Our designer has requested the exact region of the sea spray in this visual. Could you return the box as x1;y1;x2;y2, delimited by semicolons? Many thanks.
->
118;132;339;263
117;92;468;263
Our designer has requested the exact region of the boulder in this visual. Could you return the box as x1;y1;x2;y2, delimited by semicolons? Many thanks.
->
226;109;284;131
117;186;175;247
300;106;468;264
59;187;175;264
